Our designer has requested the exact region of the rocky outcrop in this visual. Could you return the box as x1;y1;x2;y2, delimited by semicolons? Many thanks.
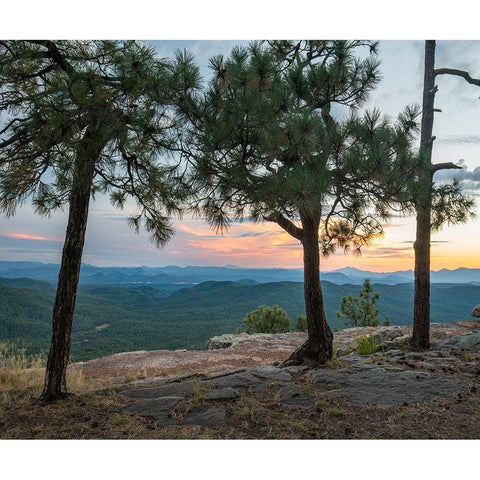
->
77;322;480;385
205;333;251;349
438;329;480;351
205;332;303;350
471;305;480;317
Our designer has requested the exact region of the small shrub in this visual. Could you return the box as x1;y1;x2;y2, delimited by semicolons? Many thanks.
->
325;358;347;369
242;305;291;334
355;333;377;355
327;407;346;418
315;399;332;409
463;349;475;361
295;315;307;332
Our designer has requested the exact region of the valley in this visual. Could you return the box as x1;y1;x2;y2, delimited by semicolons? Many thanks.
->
1;261;479;362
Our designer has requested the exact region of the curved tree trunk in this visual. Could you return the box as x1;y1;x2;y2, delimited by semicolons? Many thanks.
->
283;214;333;365
412;40;436;349
41;129;102;401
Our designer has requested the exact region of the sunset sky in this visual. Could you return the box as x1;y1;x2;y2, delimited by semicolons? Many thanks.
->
1;40;480;272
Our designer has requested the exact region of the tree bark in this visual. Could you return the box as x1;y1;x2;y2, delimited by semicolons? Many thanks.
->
412;40;436;349
40;127;103;401
282;213;333;365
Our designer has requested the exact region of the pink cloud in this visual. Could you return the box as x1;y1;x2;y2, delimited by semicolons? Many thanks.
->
2;232;58;242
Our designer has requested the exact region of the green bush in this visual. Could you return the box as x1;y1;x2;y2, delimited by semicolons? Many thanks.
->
295;315;307;332
354;333;377;355
243;305;291;334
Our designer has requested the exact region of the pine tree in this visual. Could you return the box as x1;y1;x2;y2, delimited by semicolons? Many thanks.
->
188;41;419;365
0;41;198;400
336;278;388;328
411;41;477;348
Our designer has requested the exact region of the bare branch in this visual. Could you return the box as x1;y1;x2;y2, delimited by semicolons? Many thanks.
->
434;68;480;87
263;211;303;241
431;162;463;174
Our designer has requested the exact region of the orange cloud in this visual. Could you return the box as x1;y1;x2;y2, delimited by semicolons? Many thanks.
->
3;232;50;241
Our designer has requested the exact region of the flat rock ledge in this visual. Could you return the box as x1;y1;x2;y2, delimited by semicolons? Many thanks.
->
76;322;480;386
120;333;476;426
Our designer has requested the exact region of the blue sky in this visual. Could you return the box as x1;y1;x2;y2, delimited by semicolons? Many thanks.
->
1;40;480;270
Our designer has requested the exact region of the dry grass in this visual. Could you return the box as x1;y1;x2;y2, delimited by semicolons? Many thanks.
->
0;342;106;411
0;343;46;403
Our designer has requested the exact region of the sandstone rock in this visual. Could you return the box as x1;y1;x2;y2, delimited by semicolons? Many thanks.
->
183;406;228;425
372;326;405;344
383;349;404;358
205;332;306;350
204;387;241;401
249;365;292;382
389;334;411;347
471;305;480;317
120;380;196;399
130;372;200;387
437;330;480;351
205;333;250;350
276;384;315;408
283;365;311;374
208;371;266;391
309;364;465;406
124;396;185;425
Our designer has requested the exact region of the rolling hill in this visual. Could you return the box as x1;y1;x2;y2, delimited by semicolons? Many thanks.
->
1;276;479;362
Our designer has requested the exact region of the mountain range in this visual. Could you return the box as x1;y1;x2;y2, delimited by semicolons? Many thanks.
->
0;261;479;289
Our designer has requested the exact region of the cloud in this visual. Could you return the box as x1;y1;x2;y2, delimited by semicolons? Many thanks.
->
382;223;406;229
436;41;480;74
236;231;266;238
2;233;50;241
363;246;413;259
398;240;450;245
436;135;480;145
100;214;131;222
434;166;480;190
1;232;63;242
234;231;278;238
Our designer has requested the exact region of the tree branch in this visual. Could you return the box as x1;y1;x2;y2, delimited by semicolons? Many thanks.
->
431;162;463;174
27;40;77;77
434;68;480;87
263;211;303;241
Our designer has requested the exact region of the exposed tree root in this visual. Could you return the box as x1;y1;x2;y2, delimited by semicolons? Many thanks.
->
280;339;332;367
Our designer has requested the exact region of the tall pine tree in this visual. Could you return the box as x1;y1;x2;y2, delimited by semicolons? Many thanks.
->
0;41;199;399
188;41;419;364
411;40;477;348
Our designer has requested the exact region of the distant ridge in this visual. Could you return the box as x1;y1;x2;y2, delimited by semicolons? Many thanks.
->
0;261;478;288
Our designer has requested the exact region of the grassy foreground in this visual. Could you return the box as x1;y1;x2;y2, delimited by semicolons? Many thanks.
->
2;342;480;439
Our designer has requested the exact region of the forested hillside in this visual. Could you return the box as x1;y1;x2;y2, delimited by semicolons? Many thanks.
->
0;278;477;361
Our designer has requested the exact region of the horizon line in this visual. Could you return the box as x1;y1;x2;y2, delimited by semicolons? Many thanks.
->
0;259;477;274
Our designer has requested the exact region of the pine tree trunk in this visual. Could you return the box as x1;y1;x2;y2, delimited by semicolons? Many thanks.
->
412;40;436;349
40;128;102;401
283;215;333;365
